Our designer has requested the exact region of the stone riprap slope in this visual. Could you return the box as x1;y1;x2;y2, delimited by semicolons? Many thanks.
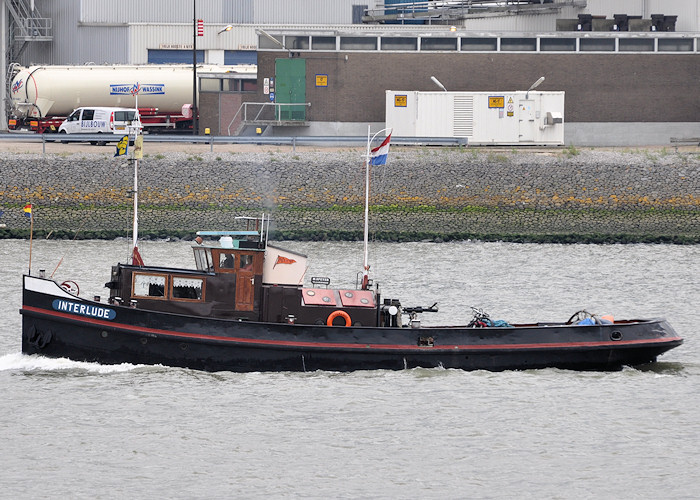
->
1;147;698;242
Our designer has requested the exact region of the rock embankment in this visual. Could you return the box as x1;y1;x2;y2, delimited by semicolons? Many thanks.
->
1;147;698;242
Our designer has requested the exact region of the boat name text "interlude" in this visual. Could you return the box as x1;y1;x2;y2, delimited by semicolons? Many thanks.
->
52;299;116;320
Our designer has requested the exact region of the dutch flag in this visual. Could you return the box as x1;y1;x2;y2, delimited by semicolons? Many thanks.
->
370;133;392;166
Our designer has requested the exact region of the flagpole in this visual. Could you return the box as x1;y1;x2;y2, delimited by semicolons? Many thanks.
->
28;204;34;275
132;93;139;262
362;126;371;289
362;126;392;290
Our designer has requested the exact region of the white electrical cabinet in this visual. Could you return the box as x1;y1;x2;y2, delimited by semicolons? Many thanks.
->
386;90;565;145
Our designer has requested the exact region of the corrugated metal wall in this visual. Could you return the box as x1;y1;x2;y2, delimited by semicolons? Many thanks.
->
253;0;362;24
79;0;253;24
19;1;130;65
12;0;699;67
77;0;360;24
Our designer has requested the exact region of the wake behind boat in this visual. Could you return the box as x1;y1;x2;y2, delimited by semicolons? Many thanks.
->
19;128;682;372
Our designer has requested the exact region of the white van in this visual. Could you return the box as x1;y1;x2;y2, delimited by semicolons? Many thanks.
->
58;107;141;144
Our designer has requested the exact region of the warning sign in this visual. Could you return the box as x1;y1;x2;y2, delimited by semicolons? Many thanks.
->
506;96;514;117
488;96;504;108
315;74;328;87
394;95;408;107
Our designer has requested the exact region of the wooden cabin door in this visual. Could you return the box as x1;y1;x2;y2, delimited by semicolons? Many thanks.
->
235;253;256;311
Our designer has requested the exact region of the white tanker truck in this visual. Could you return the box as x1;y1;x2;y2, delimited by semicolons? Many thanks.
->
8;63;256;133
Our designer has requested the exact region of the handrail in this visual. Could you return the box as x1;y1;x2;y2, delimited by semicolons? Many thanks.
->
227;102;312;136
0;132;468;153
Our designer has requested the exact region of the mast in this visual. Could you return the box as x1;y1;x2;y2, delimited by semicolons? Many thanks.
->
362;126;392;290
362;126;371;289
130;92;144;266
132;92;139;259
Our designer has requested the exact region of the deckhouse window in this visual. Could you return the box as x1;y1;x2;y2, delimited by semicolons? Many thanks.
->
172;277;204;300
193;247;213;271
133;273;166;298
240;254;253;271
219;252;236;269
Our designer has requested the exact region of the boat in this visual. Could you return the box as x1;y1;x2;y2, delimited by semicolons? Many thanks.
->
20;130;683;373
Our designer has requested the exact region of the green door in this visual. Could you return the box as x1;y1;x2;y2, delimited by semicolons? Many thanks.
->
275;59;306;121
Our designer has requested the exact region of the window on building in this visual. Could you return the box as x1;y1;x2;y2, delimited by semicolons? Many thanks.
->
421;37;458;51
579;38;615;51
501;38;537;51
540;38;576;51
381;37;418;51
286;36;309;50
340;36;377;50
312;36;336;50
619;38;654;52
657;38;694;51
460;37;497;51
200;78;221;92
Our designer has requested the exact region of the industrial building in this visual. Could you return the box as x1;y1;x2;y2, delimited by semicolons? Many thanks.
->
2;0;699;145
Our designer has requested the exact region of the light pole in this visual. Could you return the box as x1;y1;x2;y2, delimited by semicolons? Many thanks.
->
192;0;198;135
526;76;545;99
430;76;447;92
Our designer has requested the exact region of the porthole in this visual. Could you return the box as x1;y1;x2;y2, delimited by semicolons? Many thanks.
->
610;331;623;341
101;330;109;338
306;290;315;296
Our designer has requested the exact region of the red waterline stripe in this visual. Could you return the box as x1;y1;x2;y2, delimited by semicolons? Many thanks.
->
23;306;682;352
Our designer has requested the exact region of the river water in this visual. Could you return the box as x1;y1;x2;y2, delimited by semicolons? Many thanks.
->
1;239;698;499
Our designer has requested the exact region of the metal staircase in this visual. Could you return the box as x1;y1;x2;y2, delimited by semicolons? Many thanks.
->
5;0;53;61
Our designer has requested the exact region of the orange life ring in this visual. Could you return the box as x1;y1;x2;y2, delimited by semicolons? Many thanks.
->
327;310;352;327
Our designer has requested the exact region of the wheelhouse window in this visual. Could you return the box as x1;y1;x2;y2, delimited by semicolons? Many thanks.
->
193;247;213;271
133;273;166;298
219;251;236;270
240;254;254;271
172;276;204;300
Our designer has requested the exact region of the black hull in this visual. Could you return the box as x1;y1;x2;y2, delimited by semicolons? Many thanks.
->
22;276;683;373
